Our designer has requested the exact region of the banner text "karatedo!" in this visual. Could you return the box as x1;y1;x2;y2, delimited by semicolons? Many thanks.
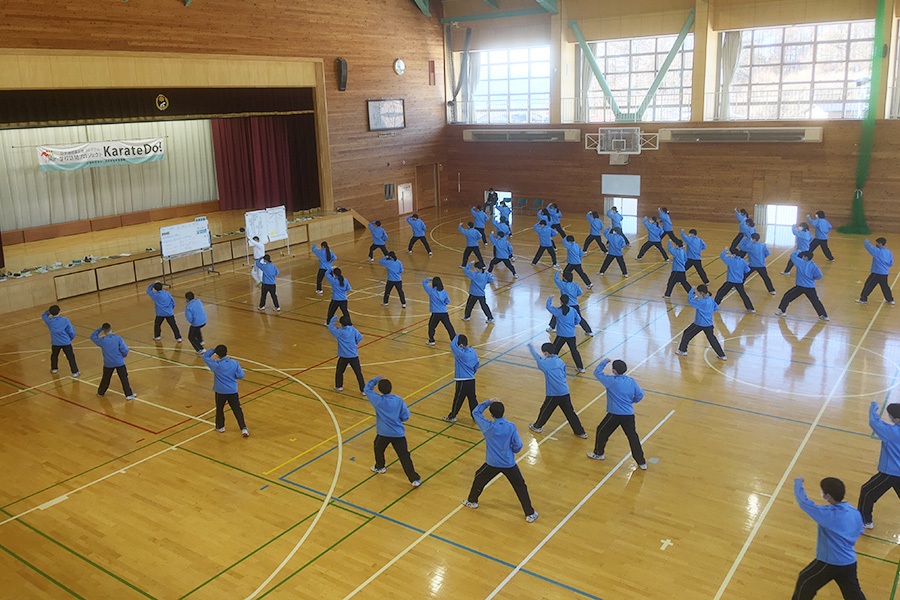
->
37;138;166;172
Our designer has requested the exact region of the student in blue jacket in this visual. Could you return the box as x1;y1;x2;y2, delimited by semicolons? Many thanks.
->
733;217;757;258
676;285;726;359
147;282;182;342
562;235;592;287
546;203;565;240
657;207;678;243
379;251;406;307
777;251;828;321
783;222;813;274
532;220;559;266
858;401;900;530
311;242;336;294
663;239;691;299
203;344;248;437
730;208;750;255
91;323;134;399
714;248;755;312
549;270;592;335
470;206;490;245
807;210;835;262
488;231;517;278
792;477;866;600
597;227;628;277
184;291;207;354
443;334;480;422
463;399;538;523
329;315;365;395
583;211;608;252
739;233;776;294
527;343;586;437
42;305;79;376
367;220;389;261
546;296;585;372
325;268;352;324
459;222;485;267
681;228;709;284
606;206;630;245
587;358;646;469
365;375;421;486
255;255;281;311
462;262;494;322
497;200;512;224
405;214;432;255
857;238;894;304
636;215;669;261
423;277;455;345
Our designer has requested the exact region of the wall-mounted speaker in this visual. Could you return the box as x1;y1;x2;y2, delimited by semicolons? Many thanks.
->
336;57;348;92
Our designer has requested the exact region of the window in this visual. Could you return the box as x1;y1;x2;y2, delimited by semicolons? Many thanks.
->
763;204;798;246
485;190;514;224
606;197;639;235
584;33;694;122
468;47;551;124
384;183;396;201
721;20;874;120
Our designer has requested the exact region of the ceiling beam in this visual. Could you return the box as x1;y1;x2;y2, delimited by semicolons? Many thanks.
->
411;0;431;17
482;0;500;8
534;0;557;14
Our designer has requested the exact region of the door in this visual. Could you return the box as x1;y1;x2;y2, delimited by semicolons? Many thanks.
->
415;164;437;209
398;183;414;215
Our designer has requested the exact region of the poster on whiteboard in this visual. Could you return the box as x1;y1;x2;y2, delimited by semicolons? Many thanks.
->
160;217;211;258
245;206;289;243
601;174;641;197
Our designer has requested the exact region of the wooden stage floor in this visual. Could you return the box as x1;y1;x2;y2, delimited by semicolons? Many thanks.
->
0;206;898;599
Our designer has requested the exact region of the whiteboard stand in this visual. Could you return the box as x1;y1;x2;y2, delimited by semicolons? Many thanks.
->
280;238;295;258
161;248;219;288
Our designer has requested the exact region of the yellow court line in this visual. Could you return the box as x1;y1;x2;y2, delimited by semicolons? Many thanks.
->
262;415;372;476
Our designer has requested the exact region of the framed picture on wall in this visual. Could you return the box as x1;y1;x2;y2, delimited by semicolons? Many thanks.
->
367;99;406;131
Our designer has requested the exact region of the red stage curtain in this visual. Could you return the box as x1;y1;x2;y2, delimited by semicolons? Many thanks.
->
211;115;320;211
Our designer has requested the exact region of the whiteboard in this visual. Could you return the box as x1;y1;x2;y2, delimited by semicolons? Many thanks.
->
160;217;211;258
245;206;289;243
602;174;641;197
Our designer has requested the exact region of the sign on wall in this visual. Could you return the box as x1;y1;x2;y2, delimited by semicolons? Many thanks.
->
36;138;166;172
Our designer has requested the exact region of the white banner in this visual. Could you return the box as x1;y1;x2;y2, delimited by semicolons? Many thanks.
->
37;138;165;172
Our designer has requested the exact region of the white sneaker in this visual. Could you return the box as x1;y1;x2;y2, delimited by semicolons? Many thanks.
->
662;295;670;299
718;355;727;361
819;315;830;321
176;338;182;343
402;304;407;308
635;257;643;261
275;307;281;312
316;290;323;294
775;310;787;317
513;274;519;279
597;271;605;276
546;327;556;333
51;369;58;374
675;349;687;356
462;500;478;509
72;372;80;377
411;480;421;487
428;252;433;256
526;512;539;523
577;368;586;373
587;283;592;289
153;336;161;340
125;394;136;400
769;291;777;295
552;264;560;267
486;319;494;323
196;349;204;355
426;341;436;346
442;415;457;423
334;386;343;391
368;258;374;262
406;250;412;254
216;427;225;433
780;271;790;276
382;302;389;306
889;301;896;305
370;466;386;474
856;299;868;304
586;452;605;460
257;307;265;311
529;423;542;433
586;331;595;336
748;309;756;314
624;273;629;278
638;463;648;470
577;432;589;439
864;522;874;530
462;316;470;321
242;428;249;437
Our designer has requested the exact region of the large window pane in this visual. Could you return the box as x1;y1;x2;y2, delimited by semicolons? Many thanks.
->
530;62;550;78
509;79;528;94
489;65;508;80
816;42;848;62
509;63;528;79
509;48;529;63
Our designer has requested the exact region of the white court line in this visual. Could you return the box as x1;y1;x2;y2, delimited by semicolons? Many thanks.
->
0;428;211;529
69;377;215;425
712;271;900;600
0;378;62;402
485;409;676;599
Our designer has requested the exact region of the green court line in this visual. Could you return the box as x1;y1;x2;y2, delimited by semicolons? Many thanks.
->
0;542;86;599
1;509;157;599
170;445;368;519
858;550;900;565
862;533;900;546
891;560;900;600
178;508;370;599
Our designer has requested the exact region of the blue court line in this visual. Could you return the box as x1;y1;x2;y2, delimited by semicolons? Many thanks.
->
277;478;604;600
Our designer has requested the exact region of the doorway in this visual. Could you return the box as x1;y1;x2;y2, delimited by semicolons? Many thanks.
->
415;164;438;209
398;183;414;215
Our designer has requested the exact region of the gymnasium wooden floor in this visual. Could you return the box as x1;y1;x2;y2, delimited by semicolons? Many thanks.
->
1;206;898;599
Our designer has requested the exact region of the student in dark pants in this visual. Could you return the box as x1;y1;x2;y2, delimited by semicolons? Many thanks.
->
527;343;587;438
807;211;835;262
203;345;249;437
311;242;337;294
597;227;628;277
488;231;517;278
256;255;281;311
676;285;726;360
730;208;750;255
184;292;207;354
532;220;559;266
443;334;480;422
325;268;352;324
91;323;134;399
739;233;776;294
328;315;366;395
663;240;691;299
459;222;485;267
546;296;585;373
782;223;813;274
470;206;490;245
607;207;630;245
463;399;538;523
587;358;646;469
562;235;592;287
857;238;894;304
583;211;608;252
714;248;755;313
42;305;79;376
379;252;406;307
792;477;866;600
636;216;669;261
657;207;678;244
858;401;900;530
367;220;389;261
681;228;709;284
365;375;421;486
406;214;432;255
549;270;592;335
462;262;495;323
423;277;455;345
777;251;828;321
147;282;182;342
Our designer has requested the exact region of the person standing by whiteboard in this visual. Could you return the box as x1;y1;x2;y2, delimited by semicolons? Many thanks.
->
256;254;281;311
248;235;266;284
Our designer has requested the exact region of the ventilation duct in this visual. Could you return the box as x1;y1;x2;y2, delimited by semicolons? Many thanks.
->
463;129;581;143
659;127;823;143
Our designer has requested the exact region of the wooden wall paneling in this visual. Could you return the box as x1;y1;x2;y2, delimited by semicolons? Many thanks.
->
90;216;123;232
1;230;25;246
96;262;136;290
288;224;309;245
168;253;203;274
120;211;152;227
204;241;234;265
149;207;180;222
23;221;92;243
230;239;249;261
3;278;35;311
134;257;164;281
54;270;97;299
712;0;874;31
